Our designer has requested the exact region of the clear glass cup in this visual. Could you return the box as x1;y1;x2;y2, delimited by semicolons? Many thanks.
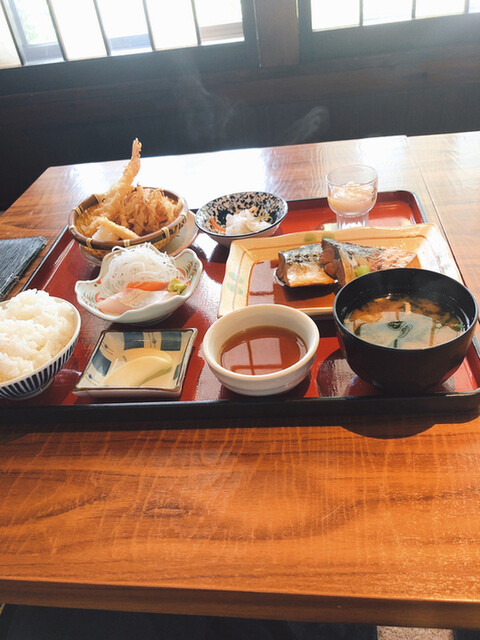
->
326;164;378;230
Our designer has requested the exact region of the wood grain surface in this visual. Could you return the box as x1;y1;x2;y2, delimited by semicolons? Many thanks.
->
1;134;480;628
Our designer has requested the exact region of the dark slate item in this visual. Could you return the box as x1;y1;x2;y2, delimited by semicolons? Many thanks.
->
0;237;46;301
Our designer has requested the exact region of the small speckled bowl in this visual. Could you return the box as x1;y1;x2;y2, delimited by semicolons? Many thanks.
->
195;191;288;247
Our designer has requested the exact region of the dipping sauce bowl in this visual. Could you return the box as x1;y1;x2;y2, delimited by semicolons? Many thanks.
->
203;303;319;396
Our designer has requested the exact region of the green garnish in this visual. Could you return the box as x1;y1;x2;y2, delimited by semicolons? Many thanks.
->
355;265;371;277
168;278;188;294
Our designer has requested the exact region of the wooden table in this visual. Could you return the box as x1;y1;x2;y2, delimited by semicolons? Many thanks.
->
2;133;480;630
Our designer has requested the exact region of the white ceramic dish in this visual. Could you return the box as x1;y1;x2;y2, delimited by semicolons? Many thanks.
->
0;297;81;400
75;246;202;325
73;328;197;398
195;191;288;248
218;223;463;317
202;303;319;396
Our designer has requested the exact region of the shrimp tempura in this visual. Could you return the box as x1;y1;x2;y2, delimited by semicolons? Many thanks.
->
101;138;142;225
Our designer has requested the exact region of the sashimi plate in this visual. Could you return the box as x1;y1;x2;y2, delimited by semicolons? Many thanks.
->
75;247;202;325
218;223;462;318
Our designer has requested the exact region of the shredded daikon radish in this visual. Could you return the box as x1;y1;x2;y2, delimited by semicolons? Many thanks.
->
100;244;180;297
225;207;270;236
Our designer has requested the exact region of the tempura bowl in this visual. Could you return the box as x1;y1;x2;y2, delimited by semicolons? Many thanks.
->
195;191;288;248
333;268;478;394
203;304;319;396
69;188;189;261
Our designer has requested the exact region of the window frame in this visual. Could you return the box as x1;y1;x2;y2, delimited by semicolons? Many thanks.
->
0;0;258;70
1;0;63;65
298;0;480;62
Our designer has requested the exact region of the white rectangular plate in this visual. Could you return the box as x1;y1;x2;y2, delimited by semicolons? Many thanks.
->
218;224;462;318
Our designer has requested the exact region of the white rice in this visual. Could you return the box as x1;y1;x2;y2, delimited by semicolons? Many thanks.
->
0;289;76;384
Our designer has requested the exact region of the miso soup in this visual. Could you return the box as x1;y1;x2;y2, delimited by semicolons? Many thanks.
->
344;294;465;349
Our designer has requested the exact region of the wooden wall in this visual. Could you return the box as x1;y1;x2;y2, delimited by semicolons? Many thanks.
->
1;31;480;211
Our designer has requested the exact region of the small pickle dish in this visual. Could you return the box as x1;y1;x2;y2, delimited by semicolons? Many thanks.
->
74;329;198;399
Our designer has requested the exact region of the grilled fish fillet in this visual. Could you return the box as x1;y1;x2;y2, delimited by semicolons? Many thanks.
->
320;238;416;286
276;239;416;288
276;243;335;287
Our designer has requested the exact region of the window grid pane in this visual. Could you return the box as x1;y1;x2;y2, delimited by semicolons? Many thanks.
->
416;0;464;17
311;0;474;30
96;0;150;55
0;0;245;67
49;0;106;60
311;0;359;30
363;0;412;25
194;0;242;27
14;0;56;45
145;0;197;51
0;4;21;67
3;0;63;64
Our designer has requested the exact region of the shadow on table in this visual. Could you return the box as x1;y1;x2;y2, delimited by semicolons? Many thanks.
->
0;605;379;640
1;405;478;445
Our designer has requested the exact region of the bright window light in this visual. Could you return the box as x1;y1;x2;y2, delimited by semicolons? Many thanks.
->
96;0;147;39
0;0;246;68
13;0;56;45
145;0;197;50
311;0;475;29
415;0;465;18
363;0;412;25
50;0;106;60
194;0;242;27
311;0;359;30
96;0;150;55
0;7;20;67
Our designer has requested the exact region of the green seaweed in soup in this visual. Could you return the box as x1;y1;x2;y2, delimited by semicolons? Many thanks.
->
344;294;465;349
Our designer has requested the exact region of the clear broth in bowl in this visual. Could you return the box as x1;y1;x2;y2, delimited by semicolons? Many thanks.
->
221;326;307;375
344;294;465;349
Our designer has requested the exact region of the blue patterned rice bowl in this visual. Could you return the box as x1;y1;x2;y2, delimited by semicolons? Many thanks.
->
0;296;81;400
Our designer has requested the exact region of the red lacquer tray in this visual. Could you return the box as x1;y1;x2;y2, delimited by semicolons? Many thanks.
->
2;191;480;423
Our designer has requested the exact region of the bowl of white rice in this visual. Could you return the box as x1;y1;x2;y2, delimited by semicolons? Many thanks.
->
0;289;81;400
